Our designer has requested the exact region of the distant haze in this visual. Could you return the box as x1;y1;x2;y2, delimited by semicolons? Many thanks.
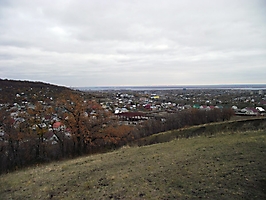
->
77;84;266;91
0;0;265;87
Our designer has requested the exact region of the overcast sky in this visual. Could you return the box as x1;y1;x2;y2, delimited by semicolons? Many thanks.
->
0;0;265;87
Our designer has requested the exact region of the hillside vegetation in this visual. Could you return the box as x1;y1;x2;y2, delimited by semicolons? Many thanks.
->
0;119;265;199
0;79;237;174
0;79;71;104
135;117;266;146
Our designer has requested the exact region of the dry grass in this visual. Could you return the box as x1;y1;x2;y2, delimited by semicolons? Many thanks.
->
136;117;266;145
0;129;265;199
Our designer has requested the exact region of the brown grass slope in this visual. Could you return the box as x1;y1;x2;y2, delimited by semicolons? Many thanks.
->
135;117;266;146
0;119;265;199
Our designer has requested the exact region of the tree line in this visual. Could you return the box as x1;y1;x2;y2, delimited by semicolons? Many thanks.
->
0;91;234;174
134;107;234;139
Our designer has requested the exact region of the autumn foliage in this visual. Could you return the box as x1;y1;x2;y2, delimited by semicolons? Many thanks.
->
0;90;234;174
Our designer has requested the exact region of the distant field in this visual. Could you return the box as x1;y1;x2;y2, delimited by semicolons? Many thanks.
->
0;125;265;199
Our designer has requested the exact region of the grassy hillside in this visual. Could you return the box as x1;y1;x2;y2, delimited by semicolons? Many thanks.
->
135;117;266;146
0;127;265;199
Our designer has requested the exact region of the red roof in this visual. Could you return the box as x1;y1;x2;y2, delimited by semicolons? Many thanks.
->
53;122;62;128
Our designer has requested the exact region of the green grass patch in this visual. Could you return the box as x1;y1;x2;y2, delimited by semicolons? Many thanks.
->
136;117;266;145
0;128;265;199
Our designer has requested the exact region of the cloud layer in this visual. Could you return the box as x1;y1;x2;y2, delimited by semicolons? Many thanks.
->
0;0;265;86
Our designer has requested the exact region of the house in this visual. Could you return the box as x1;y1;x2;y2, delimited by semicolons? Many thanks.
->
232;105;238;110
200;105;210;110
144;104;151;110
52;121;66;131
193;104;200;109
215;105;223;109
151;95;160;99
256;107;265;114
209;106;215;110
240;108;259;116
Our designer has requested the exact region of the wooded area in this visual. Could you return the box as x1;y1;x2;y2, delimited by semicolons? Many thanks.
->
0;89;234;173
0;80;235;173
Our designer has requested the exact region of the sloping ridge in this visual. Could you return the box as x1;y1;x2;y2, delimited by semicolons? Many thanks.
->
0;79;72;103
136;117;266;146
0;118;265;199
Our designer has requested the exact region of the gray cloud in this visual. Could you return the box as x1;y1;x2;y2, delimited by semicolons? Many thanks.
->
0;0;265;86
